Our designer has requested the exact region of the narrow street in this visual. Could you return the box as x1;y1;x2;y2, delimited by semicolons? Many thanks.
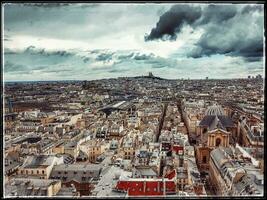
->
156;102;168;142
177;99;189;135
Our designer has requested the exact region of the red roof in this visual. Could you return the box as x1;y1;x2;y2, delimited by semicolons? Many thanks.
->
115;179;176;196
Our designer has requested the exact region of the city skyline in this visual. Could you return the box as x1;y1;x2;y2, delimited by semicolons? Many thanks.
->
3;3;265;81
2;3;265;198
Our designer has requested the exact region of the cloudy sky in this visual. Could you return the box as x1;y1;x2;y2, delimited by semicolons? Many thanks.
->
3;3;264;81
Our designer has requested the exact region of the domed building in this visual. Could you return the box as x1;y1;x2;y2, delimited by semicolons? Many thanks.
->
195;104;237;173
197;104;236;137
205;104;225;116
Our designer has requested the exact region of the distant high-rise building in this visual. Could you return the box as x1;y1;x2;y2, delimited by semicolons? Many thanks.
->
148;72;154;77
256;74;262;79
7;97;13;113
206;77;208;80
248;75;251;79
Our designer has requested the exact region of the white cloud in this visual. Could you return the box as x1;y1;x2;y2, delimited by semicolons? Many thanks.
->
3;3;264;81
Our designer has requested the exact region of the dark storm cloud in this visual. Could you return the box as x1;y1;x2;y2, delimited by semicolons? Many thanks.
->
231;39;263;61
95;52;114;62
188;18;263;62
145;5;239;41
197;4;237;25
112;51;175;69
241;5;263;14
188;29;263;60
146;4;263;62
24;46;73;57
144;5;202;41
4;45;75;59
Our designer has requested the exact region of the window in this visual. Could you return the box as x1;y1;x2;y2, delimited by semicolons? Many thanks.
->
58;172;61;174
202;156;207;163
37;170;39;174
42;170;45;174
31;170;34;174
74;171;77;174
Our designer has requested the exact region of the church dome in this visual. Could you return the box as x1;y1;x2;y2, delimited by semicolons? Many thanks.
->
205;104;225;116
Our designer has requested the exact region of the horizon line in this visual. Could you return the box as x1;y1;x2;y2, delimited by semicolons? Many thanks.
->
3;77;264;83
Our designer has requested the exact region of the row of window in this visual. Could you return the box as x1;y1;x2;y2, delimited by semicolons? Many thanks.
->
130;186;174;192
92;147;100;151
21;169;45;175
51;176;93;181
57;171;95;175
124;152;134;155
177;178;187;183
131;187;163;192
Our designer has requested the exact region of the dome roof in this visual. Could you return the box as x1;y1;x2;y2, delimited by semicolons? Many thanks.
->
205;104;224;116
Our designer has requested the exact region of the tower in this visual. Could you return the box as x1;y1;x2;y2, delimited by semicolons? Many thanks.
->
148;72;153;77
7;97;13;113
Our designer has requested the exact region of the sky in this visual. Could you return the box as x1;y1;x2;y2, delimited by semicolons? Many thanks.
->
3;3;265;81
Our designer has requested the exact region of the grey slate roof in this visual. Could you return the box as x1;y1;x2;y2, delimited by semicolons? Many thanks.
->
50;164;102;183
22;155;54;168
5;178;60;197
199;115;234;130
199;115;216;127
217;116;235;127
